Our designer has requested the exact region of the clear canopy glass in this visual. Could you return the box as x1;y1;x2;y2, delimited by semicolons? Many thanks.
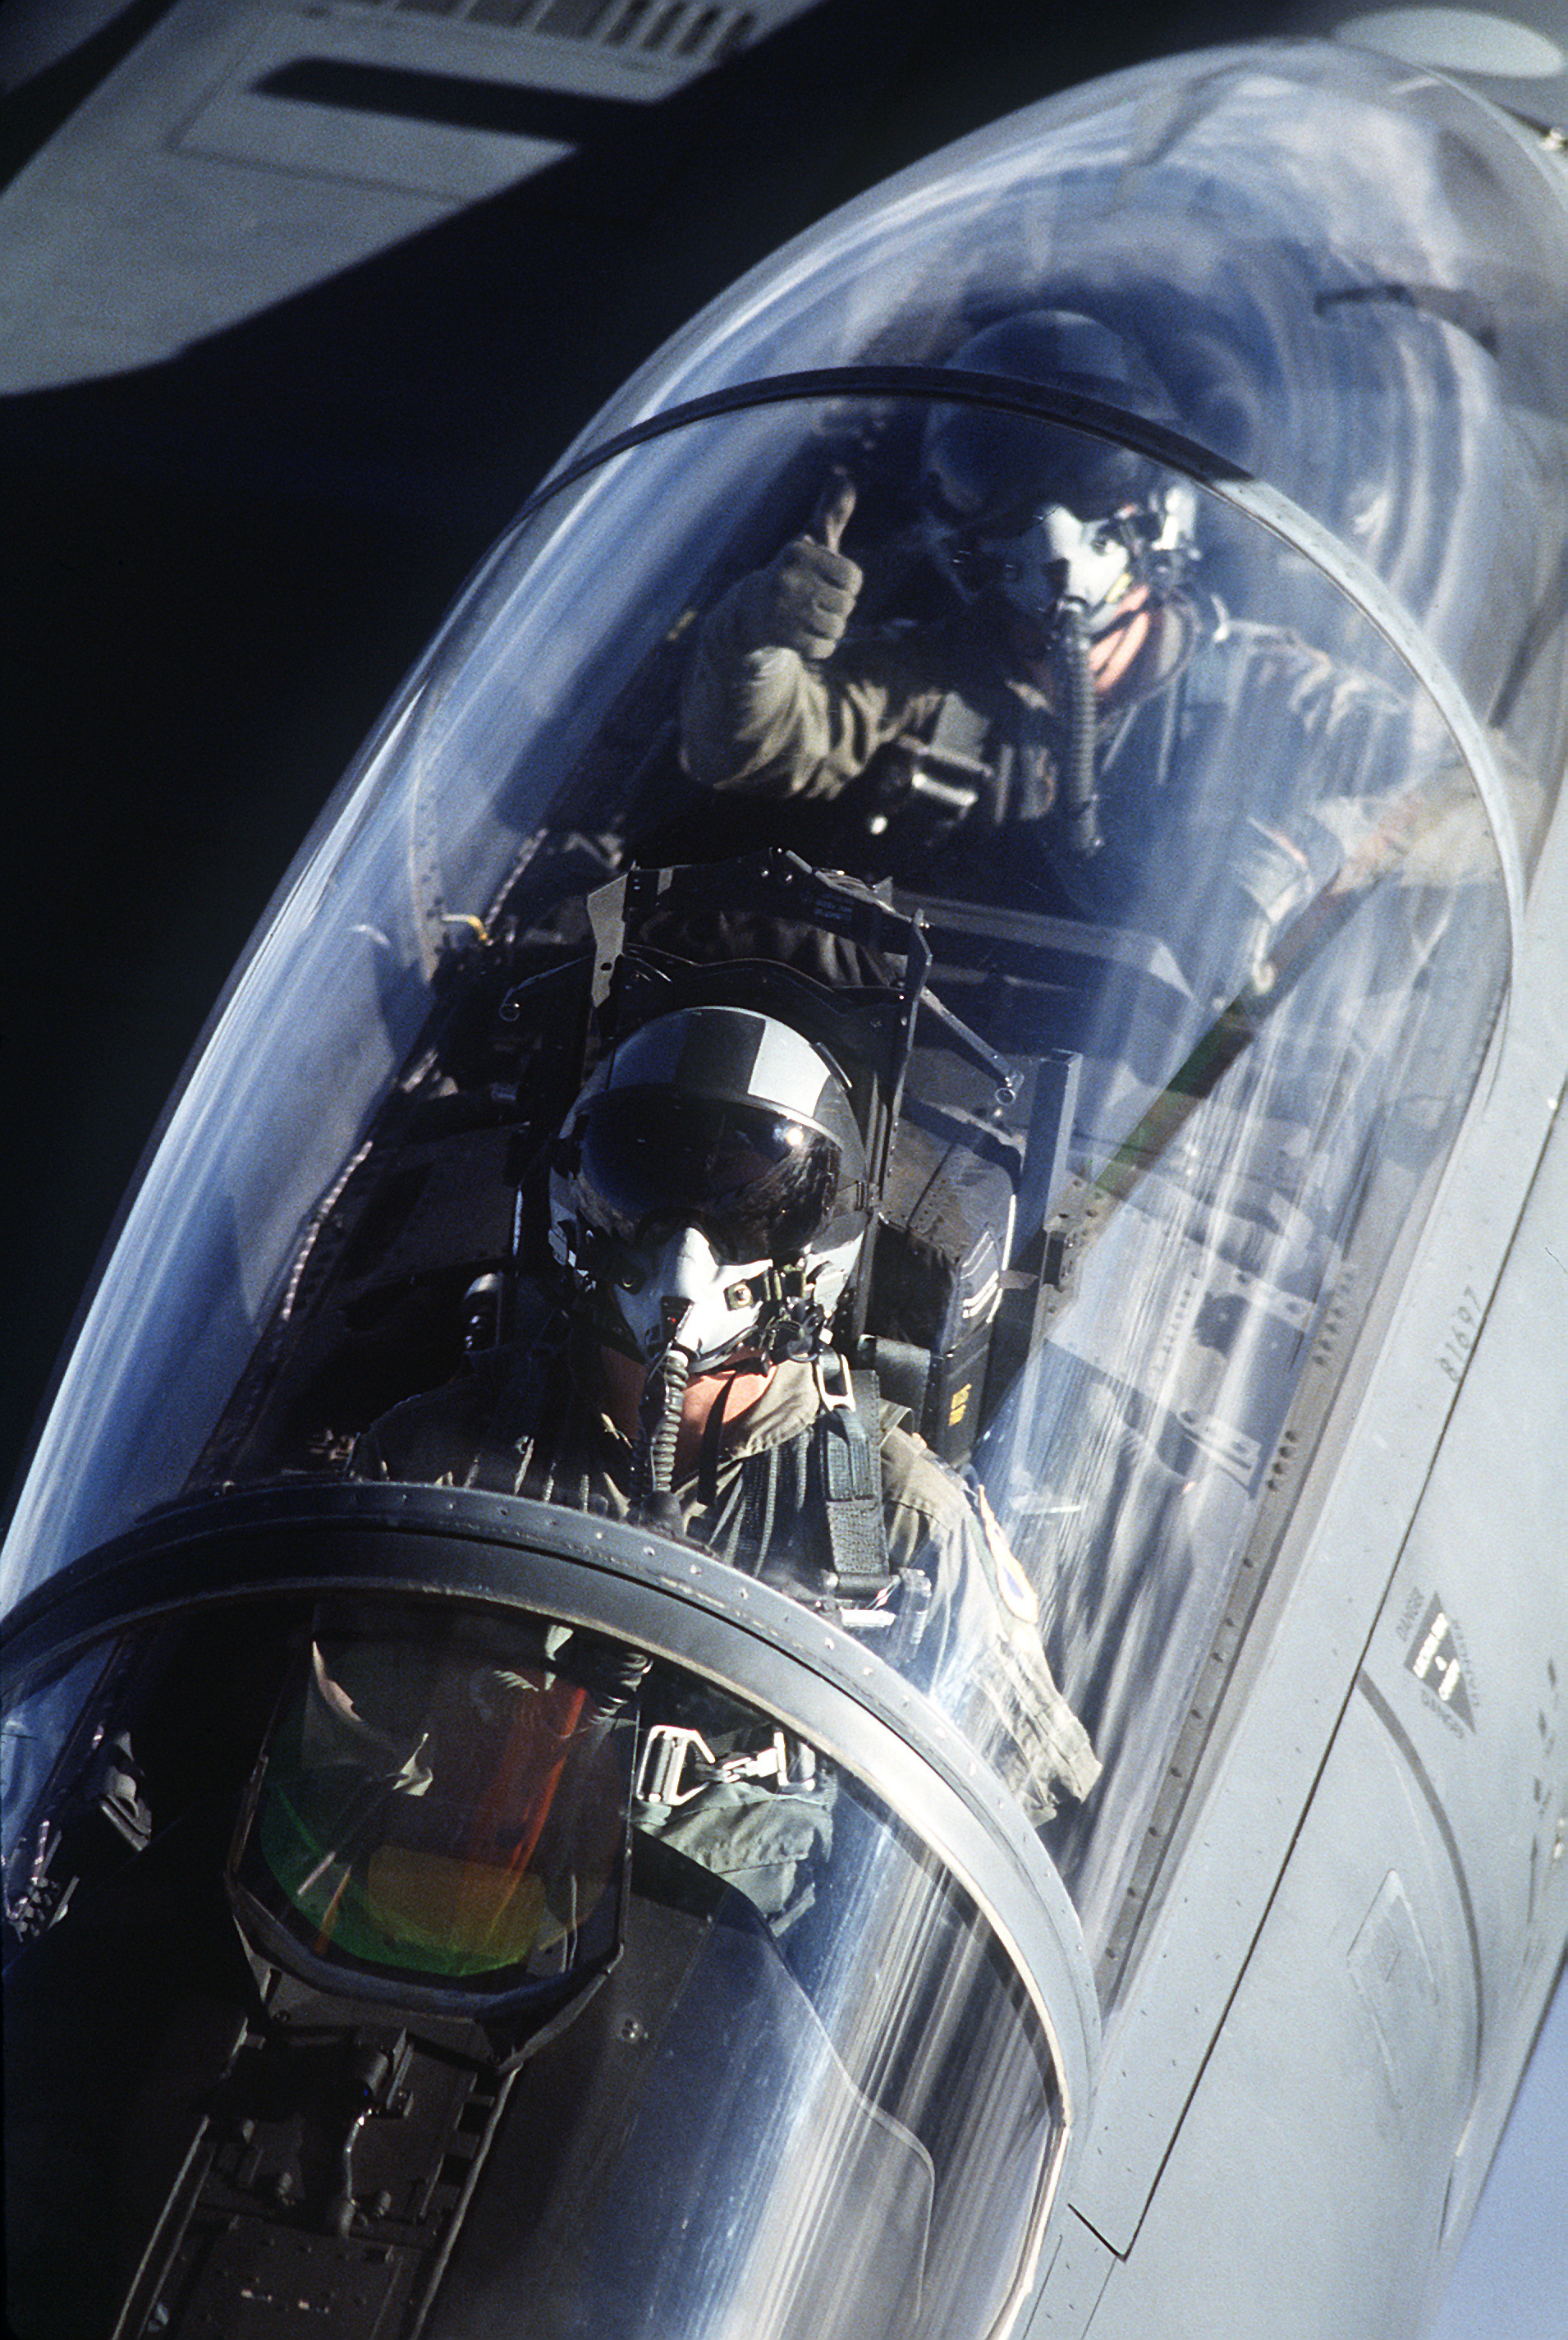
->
589;37;1568;860
6;44;1563;2340
4;1594;1060;2340
6;41;1561;2007
2;385;1518;1966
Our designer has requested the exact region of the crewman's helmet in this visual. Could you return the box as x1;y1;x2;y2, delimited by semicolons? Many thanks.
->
923;308;1197;656
549;1007;870;1370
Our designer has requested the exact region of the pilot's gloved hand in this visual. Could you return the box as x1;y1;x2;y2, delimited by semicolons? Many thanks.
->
733;535;863;661
731;470;862;661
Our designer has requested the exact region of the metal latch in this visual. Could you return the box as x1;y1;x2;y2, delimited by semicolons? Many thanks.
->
634;1725;809;1808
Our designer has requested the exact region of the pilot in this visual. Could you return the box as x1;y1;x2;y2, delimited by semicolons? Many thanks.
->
680;306;1410;990
352;1000;1099;1927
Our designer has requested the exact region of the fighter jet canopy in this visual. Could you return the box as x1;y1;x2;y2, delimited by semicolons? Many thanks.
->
4;40;1565;2340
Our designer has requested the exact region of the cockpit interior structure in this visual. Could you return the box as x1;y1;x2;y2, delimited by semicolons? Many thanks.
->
4;34;1566;2340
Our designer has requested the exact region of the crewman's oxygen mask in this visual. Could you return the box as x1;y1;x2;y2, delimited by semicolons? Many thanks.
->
549;1007;871;1507
956;499;1139;663
919;307;1198;860
605;1218;782;1377
552;1007;869;1365
922;305;1195;665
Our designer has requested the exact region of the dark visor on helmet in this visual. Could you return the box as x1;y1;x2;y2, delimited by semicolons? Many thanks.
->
927;411;1153;529
574;1092;842;1263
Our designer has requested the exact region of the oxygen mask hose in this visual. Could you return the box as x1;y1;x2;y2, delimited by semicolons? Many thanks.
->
1051;604;1103;858
632;1337;692;1532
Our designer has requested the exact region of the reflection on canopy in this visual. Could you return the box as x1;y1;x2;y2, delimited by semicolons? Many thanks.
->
2;34;1557;2016
3;47;1563;2340
5;1597;1060;2340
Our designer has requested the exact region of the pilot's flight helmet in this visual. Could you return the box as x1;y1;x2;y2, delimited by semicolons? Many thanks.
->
549;1005;870;1370
923;307;1197;643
